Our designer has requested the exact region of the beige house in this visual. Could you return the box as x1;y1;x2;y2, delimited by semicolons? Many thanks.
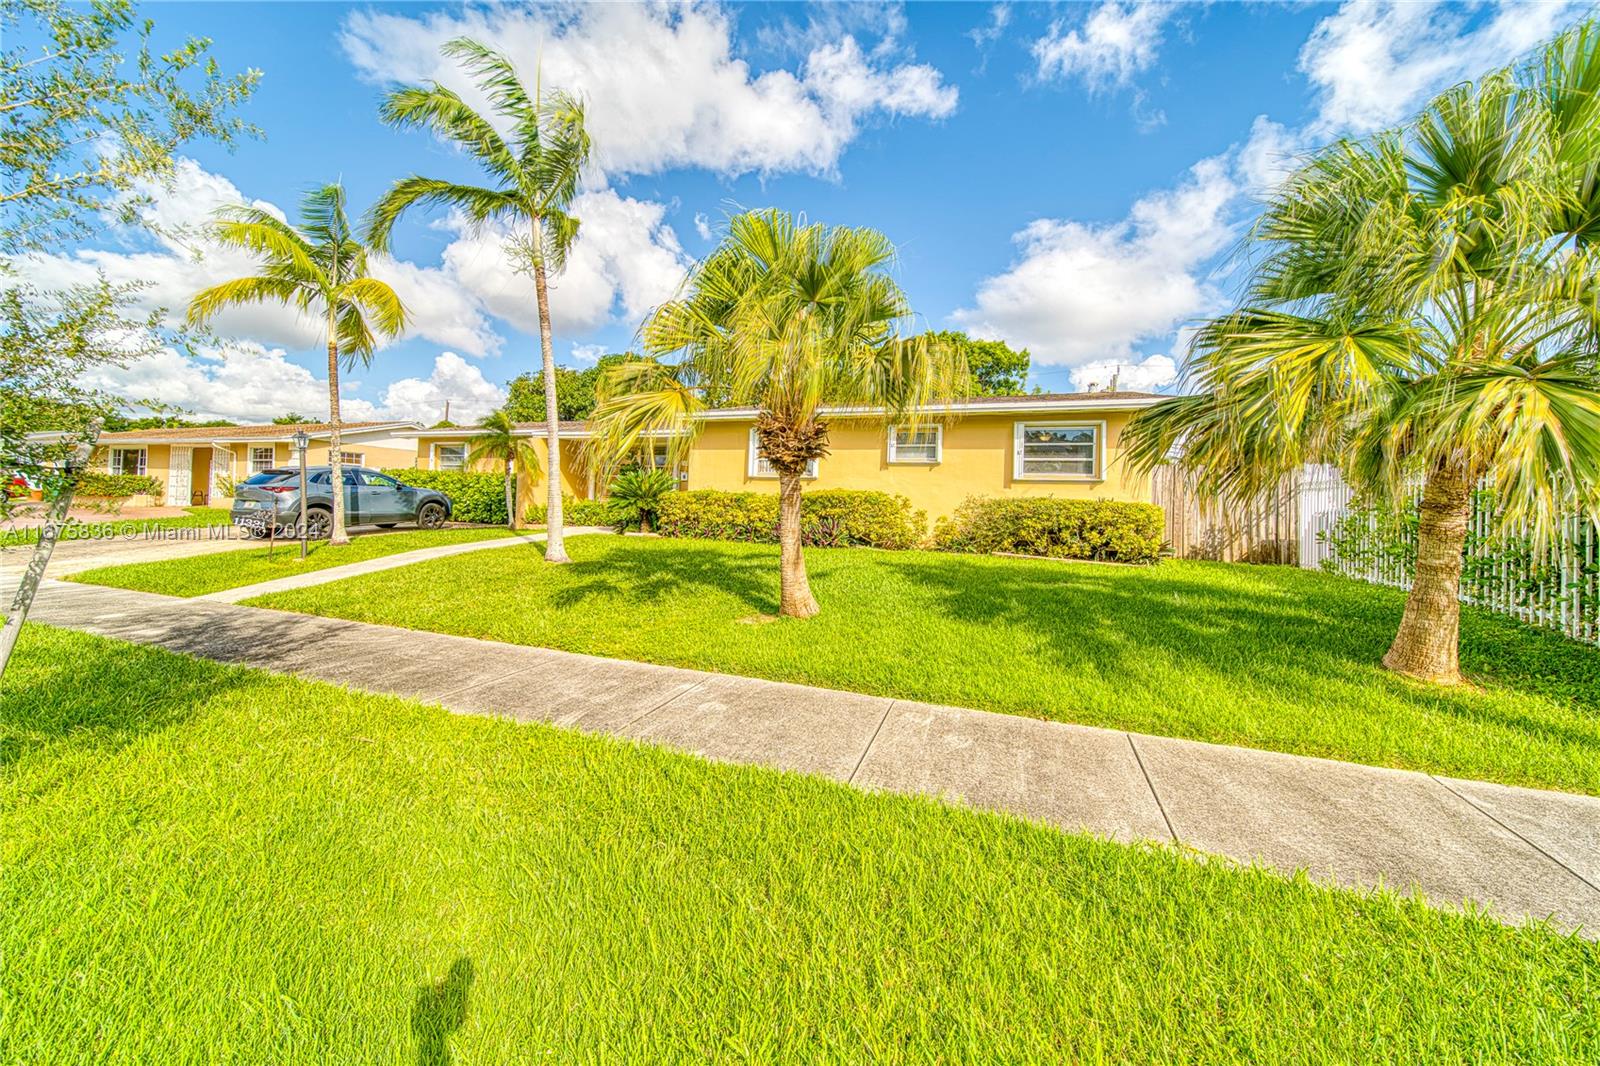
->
90;421;422;506
405;391;1165;522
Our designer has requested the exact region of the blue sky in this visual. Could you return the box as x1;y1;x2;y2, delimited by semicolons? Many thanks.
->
35;1;1596;423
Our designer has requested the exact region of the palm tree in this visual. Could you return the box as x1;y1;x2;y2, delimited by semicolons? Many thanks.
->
466;409;541;529
366;37;590;564
1124;23;1600;685
188;183;406;545
590;209;968;618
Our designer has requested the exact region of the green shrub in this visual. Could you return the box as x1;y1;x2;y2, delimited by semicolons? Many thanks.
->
382;468;506;524
655;489;926;550
607;469;677;532
524;496;617;527
76;472;162;498
933;496;1165;564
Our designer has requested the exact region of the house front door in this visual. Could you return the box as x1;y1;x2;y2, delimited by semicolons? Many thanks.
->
166;446;192;506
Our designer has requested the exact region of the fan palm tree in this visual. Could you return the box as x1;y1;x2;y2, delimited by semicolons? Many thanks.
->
589;209;968;618
1124;22;1600;684
367;37;590;564
188;183;406;545
466;409;541;529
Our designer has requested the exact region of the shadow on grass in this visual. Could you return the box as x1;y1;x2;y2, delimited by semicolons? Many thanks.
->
0;627;253;766
412;956;474;1066
549;538;781;615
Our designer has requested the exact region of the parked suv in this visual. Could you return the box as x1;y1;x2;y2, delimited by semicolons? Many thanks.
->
232;466;451;538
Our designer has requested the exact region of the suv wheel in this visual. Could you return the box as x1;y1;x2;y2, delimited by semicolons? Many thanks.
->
417;502;446;530
304;508;332;539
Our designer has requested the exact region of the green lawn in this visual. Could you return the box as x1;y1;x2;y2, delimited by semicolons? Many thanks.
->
66;527;520;596
244;535;1600;795
0;506;232;547
2;626;1595;1063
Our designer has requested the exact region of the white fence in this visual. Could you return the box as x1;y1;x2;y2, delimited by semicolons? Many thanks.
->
1298;466;1600;646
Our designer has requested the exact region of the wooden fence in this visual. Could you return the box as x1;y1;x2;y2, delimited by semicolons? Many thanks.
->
1152;464;1350;565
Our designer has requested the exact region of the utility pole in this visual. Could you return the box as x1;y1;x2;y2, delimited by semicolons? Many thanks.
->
0;422;100;680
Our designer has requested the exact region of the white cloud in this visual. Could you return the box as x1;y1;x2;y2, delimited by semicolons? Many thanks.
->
23;158;504;358
693;212;713;241
78;344;504;425
1300;0;1590;134
953;155;1236;367
439;187;690;338
339;2;957;179
370;351;506;424
569;343;607;365
969;4;1011;52
1033;2;1172;90
1069;354;1178;392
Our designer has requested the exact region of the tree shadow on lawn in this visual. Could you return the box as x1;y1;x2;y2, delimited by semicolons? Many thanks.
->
548;540;781;616
0;627;254;767
886;555;1600;745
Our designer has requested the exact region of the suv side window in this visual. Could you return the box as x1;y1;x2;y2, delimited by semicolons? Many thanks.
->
309;471;331;485
361;472;401;489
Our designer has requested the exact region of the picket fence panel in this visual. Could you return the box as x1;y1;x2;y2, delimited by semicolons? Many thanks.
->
1155;463;1599;646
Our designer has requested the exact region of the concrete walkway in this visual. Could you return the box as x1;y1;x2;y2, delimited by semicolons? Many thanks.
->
193;529;591;603
17;577;1600;936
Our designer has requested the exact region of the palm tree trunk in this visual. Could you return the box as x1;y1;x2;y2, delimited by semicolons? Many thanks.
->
504;459;515;530
777;472;819;618
1382;459;1473;684
531;226;568;564
326;336;349;546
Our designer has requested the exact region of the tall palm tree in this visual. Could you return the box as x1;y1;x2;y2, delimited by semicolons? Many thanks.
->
467;409;541;529
1124;22;1600;684
589;209;968;618
367;37;590;564
189;183;406;545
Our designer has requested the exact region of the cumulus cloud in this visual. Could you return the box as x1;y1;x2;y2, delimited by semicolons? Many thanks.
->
1033;2;1172;90
693;212;714;241
1069;354;1178;392
953;155;1236;368
339;2;956;179
78;345;504;425
1300;0;1590;134
440;187;690;337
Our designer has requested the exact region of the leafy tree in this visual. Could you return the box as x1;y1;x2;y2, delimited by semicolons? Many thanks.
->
368;38;591;565
272;412;311;425
504;353;630;423
918;330;1030;395
591;209;967;618
188;184;407;545
0;0;259;254
1124;23;1600;685
466;410;541;529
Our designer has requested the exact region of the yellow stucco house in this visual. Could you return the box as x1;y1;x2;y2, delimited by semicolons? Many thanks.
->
405;391;1164;521
87;421;423;506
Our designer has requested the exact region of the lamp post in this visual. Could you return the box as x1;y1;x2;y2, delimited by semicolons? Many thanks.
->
292;429;310;559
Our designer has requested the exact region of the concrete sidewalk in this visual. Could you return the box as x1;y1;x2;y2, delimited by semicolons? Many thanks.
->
18;577;1600;936
193;528;587;603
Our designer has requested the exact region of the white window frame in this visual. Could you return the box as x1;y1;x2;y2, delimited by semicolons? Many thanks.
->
248;446;276;475
108;447;147;476
432;442;467;471
336;450;364;468
747;428;818;479
1012;420;1103;481
887;424;943;464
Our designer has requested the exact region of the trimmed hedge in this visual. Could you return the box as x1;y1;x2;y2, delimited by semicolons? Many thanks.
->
655;489;926;550
77;472;162;498
382;468;507;524
525;496;617;527
933;496;1165;564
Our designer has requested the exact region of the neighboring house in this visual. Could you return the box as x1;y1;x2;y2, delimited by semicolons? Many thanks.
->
406;392;1164;521
82;422;424;506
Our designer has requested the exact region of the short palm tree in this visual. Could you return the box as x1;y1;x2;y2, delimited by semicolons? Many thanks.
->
367;37;590;564
189;183;406;545
606;467;675;533
1124;22;1600;684
590;209;967;617
466;409;541;529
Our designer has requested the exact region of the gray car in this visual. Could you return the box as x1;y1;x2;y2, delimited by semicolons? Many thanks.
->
232;466;452;538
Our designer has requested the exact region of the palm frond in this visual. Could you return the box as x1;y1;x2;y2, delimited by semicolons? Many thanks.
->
365;177;523;252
